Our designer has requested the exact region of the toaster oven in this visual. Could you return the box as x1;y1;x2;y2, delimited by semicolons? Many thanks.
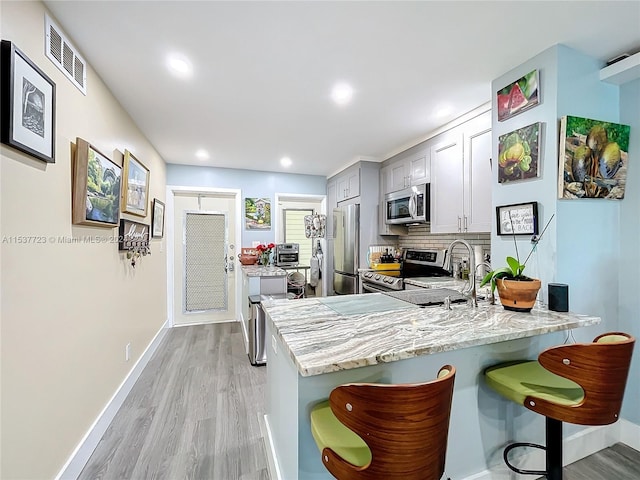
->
275;243;299;266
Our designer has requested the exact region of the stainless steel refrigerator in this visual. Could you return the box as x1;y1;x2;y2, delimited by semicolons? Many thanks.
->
333;204;360;295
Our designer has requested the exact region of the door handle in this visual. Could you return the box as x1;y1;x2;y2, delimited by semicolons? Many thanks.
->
409;193;416;218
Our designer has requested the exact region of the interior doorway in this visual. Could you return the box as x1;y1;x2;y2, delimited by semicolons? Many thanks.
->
167;187;241;326
275;193;327;296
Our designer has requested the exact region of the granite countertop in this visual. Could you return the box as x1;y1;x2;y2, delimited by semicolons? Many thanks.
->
262;293;601;377
241;265;287;277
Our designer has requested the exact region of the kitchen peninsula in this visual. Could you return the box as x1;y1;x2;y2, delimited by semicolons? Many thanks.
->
262;294;600;480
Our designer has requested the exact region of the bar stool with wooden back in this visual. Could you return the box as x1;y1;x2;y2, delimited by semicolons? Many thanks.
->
309;365;456;480
484;332;635;480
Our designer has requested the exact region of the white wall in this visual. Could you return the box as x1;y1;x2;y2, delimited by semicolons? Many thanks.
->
0;2;168;478
618;78;640;423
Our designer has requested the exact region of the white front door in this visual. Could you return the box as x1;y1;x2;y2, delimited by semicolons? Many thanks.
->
172;194;237;325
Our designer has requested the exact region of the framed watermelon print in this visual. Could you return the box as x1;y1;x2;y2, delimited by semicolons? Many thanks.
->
497;69;539;122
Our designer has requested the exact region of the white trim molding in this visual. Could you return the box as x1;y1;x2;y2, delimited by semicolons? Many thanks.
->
54;319;170;480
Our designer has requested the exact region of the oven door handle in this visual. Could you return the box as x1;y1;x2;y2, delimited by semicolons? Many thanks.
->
362;283;393;294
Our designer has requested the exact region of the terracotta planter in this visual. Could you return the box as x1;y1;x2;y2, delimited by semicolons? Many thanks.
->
496;277;541;312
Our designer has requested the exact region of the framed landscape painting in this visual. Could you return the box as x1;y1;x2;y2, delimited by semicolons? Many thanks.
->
558;115;630;199
497;122;542;183
72;138;122;227
122;150;150;217
0;40;56;163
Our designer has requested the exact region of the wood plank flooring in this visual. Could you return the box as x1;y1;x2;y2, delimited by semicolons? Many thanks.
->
78;322;268;480
79;322;639;480
540;442;640;480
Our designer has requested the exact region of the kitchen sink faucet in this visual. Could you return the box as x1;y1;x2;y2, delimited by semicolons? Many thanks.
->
446;239;477;307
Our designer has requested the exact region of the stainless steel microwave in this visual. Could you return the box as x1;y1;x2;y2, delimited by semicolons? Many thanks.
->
384;184;430;224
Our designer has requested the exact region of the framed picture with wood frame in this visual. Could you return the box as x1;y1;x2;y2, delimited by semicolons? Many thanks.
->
0;40;56;163
72;138;122;227
121;149;149;217
151;198;165;238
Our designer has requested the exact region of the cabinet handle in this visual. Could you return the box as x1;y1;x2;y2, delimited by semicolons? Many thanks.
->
464;216;468;232
457;216;462;232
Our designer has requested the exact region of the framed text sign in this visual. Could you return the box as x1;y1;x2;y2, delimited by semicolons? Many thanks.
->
496;202;538;236
118;219;150;251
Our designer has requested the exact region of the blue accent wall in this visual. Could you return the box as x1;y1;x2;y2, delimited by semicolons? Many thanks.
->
167;164;327;246
492;45;640;426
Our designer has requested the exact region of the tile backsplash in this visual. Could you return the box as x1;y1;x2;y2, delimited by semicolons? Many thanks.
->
397;224;491;266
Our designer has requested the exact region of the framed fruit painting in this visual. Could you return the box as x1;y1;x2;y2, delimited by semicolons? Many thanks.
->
497;69;539;122
498;122;542;183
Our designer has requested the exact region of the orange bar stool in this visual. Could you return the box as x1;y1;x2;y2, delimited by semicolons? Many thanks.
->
309;365;455;480
484;332;635;480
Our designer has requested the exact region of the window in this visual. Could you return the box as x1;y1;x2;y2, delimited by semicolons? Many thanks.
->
283;209;313;266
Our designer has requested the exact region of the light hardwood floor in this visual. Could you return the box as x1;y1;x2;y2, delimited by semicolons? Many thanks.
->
78;322;268;480
79;322;639;480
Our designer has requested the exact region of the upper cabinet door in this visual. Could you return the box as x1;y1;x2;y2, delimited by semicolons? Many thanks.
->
389;161;408;192
335;165;360;201
430;133;464;234
464;113;492;233
408;148;430;185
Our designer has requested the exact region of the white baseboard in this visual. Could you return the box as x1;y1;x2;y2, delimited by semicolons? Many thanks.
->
620;418;640;450
54;319;170;480
460;421;634;480
261;414;282;480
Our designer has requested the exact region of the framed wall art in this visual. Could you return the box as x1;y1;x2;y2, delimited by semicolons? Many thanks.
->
118;218;150;251
151;198;165;238
498;122;542;183
245;197;271;230
122;149;150;217
72;138;122;227
496;69;539;122
558;115;630;199
0;40;56;163
496;202;539;236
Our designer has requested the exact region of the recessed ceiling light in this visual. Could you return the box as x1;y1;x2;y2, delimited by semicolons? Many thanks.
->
280;156;292;167
166;53;193;78
331;82;354;106
435;105;453;118
195;149;209;160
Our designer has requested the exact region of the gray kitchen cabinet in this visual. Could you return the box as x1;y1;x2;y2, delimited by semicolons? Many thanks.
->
430;110;491;233
335;164;360;201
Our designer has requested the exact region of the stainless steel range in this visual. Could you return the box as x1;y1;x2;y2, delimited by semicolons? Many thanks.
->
360;249;450;293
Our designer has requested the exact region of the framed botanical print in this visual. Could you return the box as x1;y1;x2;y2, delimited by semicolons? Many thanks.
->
0;40;56;163
121;149;150;217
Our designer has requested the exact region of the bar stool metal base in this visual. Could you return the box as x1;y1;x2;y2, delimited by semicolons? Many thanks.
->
503;417;563;480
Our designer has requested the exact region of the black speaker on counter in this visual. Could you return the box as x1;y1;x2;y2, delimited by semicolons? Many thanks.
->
548;283;569;312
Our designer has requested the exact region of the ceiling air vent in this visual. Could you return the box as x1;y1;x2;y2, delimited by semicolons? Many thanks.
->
45;14;87;95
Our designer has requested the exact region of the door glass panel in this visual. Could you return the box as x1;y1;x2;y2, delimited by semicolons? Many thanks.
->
184;212;227;312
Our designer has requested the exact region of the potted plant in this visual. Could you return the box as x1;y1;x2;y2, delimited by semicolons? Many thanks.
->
480;215;554;312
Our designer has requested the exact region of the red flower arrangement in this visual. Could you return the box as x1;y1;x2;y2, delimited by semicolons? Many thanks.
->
256;243;275;266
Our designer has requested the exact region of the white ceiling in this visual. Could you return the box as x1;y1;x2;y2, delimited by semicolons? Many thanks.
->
44;1;640;178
